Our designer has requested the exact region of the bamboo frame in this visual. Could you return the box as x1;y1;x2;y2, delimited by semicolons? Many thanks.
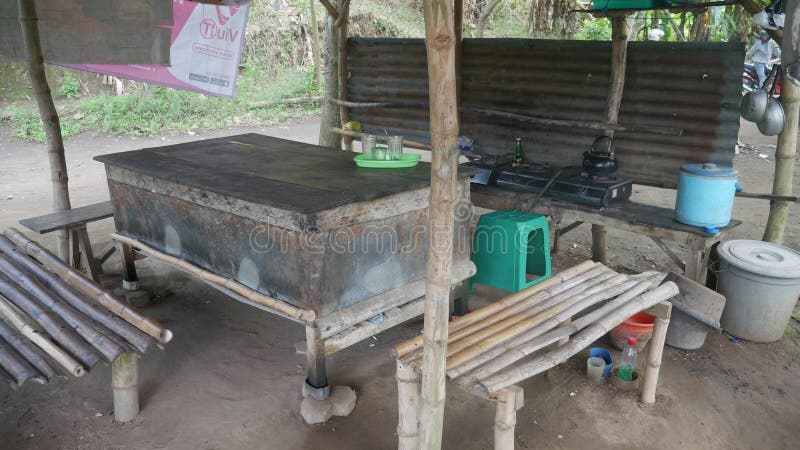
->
0;295;85;377
641;304;671;404
391;261;597;359
396;359;421;450
479;282;679;393
336;0;352;151
111;233;315;322
5;228;174;343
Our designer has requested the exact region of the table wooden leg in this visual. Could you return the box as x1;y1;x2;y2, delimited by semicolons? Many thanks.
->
119;243;139;290
305;324;329;400
684;236;712;284
494;386;523;450
76;226;103;282
451;280;469;317
641;301;671;404
397;359;421;450
69;228;81;270
591;224;608;264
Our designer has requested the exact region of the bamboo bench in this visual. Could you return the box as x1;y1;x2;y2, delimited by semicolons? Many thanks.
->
19;201;116;282
391;261;678;450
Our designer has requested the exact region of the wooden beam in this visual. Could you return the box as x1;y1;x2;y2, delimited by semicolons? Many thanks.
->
330;127;433;150
18;0;72;261
419;0;460;448
337;0;352;151
318;0;342;148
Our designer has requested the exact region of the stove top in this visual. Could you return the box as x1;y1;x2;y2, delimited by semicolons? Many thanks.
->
494;165;633;207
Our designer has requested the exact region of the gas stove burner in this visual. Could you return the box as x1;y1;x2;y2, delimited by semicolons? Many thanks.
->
496;166;633;207
516;162;551;174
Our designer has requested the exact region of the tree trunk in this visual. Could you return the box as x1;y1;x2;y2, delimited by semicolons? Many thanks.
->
669;14;686;42
475;0;501;38
309;0;322;92
318;0;342;149
18;0;71;261
419;0;459;448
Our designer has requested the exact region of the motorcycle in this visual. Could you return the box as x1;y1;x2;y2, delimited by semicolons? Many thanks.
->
743;63;782;97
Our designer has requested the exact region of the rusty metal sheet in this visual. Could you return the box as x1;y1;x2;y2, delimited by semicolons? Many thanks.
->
347;38;743;188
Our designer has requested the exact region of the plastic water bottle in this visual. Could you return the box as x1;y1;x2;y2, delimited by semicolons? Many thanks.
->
616;337;638;381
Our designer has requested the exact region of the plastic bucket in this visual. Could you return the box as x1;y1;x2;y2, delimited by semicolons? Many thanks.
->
718;240;800;343
674;163;738;228
610;312;654;351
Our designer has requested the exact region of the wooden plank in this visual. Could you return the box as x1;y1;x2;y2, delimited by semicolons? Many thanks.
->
471;185;742;242
19;201;113;234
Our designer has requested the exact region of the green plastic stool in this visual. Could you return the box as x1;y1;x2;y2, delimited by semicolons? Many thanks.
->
470;210;551;293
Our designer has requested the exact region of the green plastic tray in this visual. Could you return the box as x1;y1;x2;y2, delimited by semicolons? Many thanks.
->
354;153;421;168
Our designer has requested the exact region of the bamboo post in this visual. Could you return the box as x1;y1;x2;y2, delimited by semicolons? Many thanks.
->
318;0;342;149
396;359;421;450
641;301;671;404
337;0;352;151
592;15;630;265
763;63;799;243
112;353;139;423
18;0;72;261
493;386;523;450
419;1;460;447
309;0;323;92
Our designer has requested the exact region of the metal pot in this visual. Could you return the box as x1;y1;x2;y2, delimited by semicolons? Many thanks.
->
741;90;768;122
582;135;618;177
757;97;785;136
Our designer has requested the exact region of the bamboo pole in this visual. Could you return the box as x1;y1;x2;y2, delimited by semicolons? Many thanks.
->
493;387;520;450
0;272;100;367
0;318;57;381
111;233;315;322
442;276;633;371
641;304;671;404
0;234;154;353
763;63;799;243
391;261;597;359
112;353;139;423
418;0;460;447
309;0;323;92
18;0;71;261
479;282;679;393
0;338;42;387
337;0;352;151
396;359;421;450
442;268;612;346
0;295;84;377
457;280;652;381
318;0;342;148
4;228;174;343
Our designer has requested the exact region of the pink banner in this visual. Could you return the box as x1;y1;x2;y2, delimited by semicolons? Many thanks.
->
61;1;250;98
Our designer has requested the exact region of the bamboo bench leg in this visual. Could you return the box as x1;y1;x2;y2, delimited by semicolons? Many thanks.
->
112;353;139;422
641;302;671;404
397;359;421;450
494;386;523;450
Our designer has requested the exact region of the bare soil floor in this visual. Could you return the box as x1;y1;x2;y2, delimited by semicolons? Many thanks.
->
0;119;798;449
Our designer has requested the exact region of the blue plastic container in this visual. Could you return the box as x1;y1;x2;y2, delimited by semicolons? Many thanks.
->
675;163;738;228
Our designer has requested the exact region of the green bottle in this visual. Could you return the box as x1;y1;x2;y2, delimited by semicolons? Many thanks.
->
513;138;523;167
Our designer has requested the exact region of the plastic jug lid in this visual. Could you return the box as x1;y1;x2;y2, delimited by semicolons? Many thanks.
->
680;163;739;179
717;240;800;279
628;337;638;345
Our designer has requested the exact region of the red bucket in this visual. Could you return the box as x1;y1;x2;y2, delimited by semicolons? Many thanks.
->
610;312;654;351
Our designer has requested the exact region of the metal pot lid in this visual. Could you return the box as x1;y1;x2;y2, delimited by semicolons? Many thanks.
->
718;239;800;279
680;163;738;179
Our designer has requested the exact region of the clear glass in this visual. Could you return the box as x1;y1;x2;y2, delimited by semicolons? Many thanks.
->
373;147;387;161
387;136;403;160
362;134;376;157
587;357;605;383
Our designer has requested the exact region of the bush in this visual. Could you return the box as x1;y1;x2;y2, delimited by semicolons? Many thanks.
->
59;72;81;99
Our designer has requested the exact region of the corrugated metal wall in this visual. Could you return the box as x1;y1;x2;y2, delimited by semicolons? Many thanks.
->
347;38;743;188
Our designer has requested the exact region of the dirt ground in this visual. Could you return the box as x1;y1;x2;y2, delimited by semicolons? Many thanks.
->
0;118;798;449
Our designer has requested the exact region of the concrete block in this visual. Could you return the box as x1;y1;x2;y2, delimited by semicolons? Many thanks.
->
329;385;357;417
300;396;333;424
